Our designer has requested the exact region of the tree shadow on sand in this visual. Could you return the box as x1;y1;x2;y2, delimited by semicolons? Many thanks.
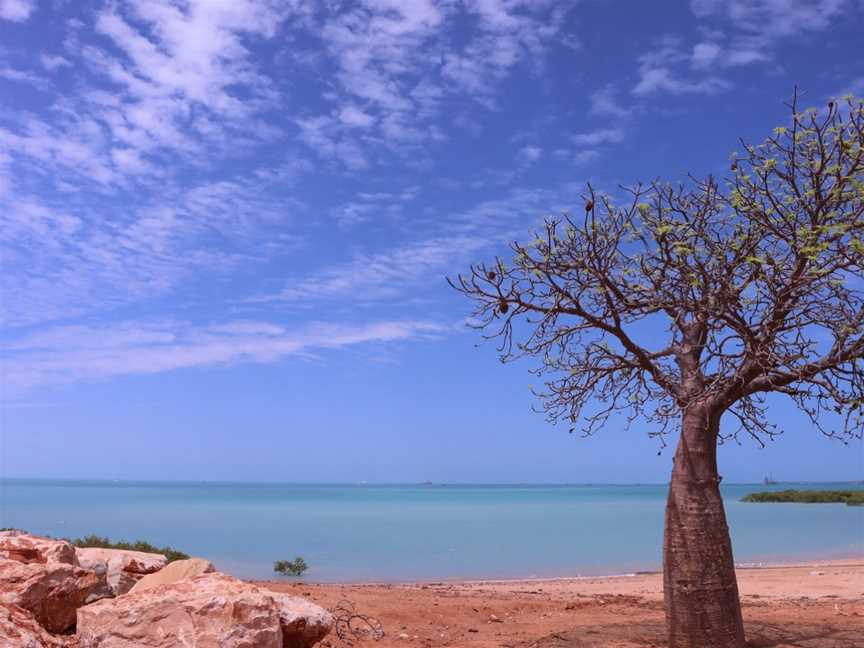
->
518;621;862;648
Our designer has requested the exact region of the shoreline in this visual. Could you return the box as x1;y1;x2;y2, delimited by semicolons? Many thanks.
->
256;560;864;647
254;557;864;589
246;555;864;588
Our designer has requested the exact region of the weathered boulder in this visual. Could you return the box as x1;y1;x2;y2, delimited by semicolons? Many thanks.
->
0;531;77;566
75;547;167;576
77;572;332;648
75;547;167;597
0;603;75;647
105;571;138;597
127;557;214;594
0;558;99;633
79;559;113;604
272;592;334;648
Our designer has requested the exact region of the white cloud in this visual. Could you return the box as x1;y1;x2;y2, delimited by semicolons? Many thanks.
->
687;0;850;72
0;1;301;204
329;186;420;228
295;1;574;167
257;183;584;306
441;1;566;103
690;0;850;38
589;85;632;119
2;318;448;392
633;38;732;96
518;145;543;163
86;0;285;155
297;115;370;170
553;127;628;167
0;65;52;91
571;128;626;147
39;54;70;71
260;235;489;303
339;105;376;128
633;67;730;96
0;167;305;327
691;41;721;68
0;0;34;22
312;0;446;158
630;1;853;98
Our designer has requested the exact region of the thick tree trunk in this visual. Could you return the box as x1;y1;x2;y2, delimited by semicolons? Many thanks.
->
663;407;746;648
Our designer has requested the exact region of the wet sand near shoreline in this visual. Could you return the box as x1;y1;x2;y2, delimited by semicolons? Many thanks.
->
257;561;864;648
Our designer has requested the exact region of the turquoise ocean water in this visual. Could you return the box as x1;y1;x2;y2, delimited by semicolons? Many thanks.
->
1;480;861;582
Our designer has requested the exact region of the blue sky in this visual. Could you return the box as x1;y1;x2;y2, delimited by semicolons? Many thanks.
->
1;0;863;483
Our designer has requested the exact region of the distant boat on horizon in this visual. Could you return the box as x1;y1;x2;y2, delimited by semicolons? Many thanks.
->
764;475;778;485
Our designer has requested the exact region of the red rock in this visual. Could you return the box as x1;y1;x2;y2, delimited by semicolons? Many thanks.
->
76;548;168;597
0;603;76;647
77;572;332;648
127;557;214;594
272;592;334;648
75;548;167;576
0;558;99;633
0;531;77;566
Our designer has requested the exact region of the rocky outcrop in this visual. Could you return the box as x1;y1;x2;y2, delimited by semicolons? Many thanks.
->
77;573;332;648
0;558;99;633
0;532;329;648
127;557;214;594
0;531;77;566
77;560;113;605
75;548;166;576
75;548;167;597
0;603;75;648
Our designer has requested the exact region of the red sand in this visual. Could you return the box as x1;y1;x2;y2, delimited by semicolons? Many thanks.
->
257;561;864;647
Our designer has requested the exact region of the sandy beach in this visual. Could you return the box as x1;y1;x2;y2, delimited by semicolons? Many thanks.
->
257;561;864;648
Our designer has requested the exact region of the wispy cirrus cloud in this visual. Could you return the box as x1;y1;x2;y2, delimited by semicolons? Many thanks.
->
4;0;855;403
690;0;850;39
256;183;584;307
0;168;306;327
441;1;573;104
0;0;296;202
257;235;489;304
2;318;448;393
296;0;576;167
330;187;420;229
632;1;856;98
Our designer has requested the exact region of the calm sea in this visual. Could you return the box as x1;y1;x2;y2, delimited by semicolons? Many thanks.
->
1;480;861;582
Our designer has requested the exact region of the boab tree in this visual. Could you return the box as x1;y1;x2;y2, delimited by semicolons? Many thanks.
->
451;94;864;647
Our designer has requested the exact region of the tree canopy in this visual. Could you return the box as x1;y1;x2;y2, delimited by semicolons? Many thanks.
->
452;93;864;448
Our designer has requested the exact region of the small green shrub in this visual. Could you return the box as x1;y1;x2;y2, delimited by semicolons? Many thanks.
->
68;535;190;562
274;557;308;577
742;489;864;506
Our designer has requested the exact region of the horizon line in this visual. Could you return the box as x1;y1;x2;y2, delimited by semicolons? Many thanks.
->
2;477;862;487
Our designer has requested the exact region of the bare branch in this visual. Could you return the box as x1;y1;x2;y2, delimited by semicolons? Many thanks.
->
452;93;864;445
